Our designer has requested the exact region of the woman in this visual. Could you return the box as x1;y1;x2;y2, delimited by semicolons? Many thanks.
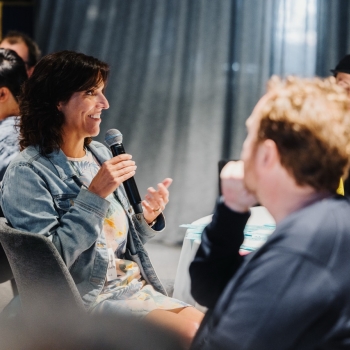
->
0;51;203;348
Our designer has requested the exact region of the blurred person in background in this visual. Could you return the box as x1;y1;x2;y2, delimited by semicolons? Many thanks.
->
190;76;350;350
332;54;350;98
0;48;27;181
0;30;41;77
331;54;350;195
0;48;27;290
0;50;203;349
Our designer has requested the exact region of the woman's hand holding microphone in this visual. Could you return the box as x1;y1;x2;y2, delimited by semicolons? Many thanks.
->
88;154;172;223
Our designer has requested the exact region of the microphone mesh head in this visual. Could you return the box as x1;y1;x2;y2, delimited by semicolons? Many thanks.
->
105;129;123;147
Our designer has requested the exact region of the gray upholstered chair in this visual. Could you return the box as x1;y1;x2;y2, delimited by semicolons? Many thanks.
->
0;218;85;314
0;243;13;284
0;205;16;293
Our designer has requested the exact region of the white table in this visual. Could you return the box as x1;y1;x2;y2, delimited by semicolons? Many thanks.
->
173;206;275;311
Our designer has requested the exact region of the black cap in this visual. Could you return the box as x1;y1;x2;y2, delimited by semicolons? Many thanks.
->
331;55;350;75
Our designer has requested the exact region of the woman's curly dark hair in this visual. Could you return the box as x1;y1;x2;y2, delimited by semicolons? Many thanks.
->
18;50;109;155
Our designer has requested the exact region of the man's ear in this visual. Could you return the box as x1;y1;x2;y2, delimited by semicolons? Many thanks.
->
257;139;279;169
0;87;10;102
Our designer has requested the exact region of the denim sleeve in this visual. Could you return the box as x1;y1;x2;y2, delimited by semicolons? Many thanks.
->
132;212;165;244
1;163;110;268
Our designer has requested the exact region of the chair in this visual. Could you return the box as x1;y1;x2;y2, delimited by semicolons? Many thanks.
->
0;243;13;284
0;204;13;283
0;205;17;295
0;218;85;314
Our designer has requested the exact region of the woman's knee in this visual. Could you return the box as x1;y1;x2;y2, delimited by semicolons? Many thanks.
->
145;309;201;348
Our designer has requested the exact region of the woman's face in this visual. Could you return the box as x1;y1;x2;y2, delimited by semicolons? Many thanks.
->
58;82;109;142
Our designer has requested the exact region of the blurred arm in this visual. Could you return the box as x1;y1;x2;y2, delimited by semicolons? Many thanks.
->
189;198;249;308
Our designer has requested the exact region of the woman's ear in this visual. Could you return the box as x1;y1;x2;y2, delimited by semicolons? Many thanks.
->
0;87;10;102
56;102;62;112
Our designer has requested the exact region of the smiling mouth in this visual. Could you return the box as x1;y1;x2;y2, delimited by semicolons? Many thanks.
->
88;114;101;119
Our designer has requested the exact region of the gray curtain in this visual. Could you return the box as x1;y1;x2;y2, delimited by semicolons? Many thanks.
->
35;0;232;244
34;0;333;243
224;0;317;159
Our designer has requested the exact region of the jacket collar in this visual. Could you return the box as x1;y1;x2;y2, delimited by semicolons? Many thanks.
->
32;141;110;182
87;142;110;165
30;142;131;214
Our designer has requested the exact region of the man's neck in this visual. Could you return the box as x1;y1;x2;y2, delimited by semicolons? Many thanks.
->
258;172;331;224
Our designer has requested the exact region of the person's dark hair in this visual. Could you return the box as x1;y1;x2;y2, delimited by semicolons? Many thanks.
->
19;50;109;155
330;54;350;76
1;30;41;68
0;48;27;101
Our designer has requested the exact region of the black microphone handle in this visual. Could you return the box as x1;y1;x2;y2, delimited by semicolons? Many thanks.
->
110;143;143;214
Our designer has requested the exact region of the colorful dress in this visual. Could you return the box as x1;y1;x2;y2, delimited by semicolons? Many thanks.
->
68;150;188;317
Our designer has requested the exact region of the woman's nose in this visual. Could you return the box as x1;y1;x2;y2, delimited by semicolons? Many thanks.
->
99;93;109;109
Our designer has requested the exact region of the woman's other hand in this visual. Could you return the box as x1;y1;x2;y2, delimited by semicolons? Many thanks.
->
88;154;136;198
142;178;173;224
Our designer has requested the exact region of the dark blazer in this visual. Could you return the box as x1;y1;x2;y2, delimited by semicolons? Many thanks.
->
190;196;350;350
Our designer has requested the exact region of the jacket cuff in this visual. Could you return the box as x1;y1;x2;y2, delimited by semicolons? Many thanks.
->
132;212;166;242
150;212;165;232
74;188;110;218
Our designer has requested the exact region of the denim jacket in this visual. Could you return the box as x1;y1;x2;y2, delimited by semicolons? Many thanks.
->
0;141;166;310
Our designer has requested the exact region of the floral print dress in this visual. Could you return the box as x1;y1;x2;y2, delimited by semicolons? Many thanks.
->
68;149;188;317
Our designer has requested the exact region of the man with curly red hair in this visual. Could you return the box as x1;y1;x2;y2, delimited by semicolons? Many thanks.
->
190;76;350;350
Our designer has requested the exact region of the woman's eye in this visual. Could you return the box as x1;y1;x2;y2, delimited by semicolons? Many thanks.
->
86;90;95;95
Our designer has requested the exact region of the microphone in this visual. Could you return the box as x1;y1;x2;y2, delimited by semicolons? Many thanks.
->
105;129;143;214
